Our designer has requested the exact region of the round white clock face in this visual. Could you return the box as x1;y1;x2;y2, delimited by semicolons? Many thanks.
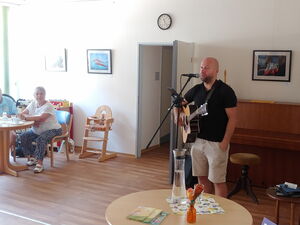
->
157;14;172;30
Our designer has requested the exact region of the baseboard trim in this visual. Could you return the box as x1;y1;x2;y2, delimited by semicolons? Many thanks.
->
74;146;135;158
141;144;160;154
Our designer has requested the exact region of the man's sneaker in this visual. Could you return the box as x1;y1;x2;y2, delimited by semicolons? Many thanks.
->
33;164;44;173
26;158;37;166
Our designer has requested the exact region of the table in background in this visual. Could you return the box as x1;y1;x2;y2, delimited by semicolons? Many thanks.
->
0;119;34;176
105;189;253;225
266;187;300;225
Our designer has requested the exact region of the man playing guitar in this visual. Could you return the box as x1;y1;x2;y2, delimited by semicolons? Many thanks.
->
176;57;237;198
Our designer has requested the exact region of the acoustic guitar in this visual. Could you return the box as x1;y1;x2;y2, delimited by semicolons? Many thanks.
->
181;103;208;143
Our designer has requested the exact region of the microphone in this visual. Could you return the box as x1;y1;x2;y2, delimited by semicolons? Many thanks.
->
181;73;200;78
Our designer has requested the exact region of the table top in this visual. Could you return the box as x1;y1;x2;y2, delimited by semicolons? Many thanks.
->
105;189;253;225
0;118;34;131
266;187;300;204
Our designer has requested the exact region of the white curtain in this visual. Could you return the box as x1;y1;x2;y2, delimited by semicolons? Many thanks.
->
0;7;4;90
0;6;9;93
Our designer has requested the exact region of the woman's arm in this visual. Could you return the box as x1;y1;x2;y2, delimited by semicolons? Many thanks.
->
19;108;29;116
20;112;51;122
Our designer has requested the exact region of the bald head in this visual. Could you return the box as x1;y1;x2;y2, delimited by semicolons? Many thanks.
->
200;57;219;84
204;57;219;71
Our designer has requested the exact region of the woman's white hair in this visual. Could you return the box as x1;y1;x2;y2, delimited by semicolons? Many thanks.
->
34;86;46;95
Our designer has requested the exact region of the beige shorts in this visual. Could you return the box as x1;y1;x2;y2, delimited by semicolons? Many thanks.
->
191;138;229;183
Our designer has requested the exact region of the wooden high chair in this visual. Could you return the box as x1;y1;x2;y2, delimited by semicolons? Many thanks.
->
79;105;117;162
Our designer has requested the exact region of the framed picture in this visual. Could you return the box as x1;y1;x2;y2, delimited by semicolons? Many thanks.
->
252;50;292;82
87;49;112;74
45;49;67;72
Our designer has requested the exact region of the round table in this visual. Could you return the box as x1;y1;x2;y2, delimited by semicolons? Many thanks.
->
0;119;34;176
266;187;300;225
105;189;253;225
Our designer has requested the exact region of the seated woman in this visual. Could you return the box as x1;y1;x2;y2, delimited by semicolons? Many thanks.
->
19;86;62;173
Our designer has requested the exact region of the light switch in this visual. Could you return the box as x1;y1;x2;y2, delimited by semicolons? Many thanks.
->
155;72;160;80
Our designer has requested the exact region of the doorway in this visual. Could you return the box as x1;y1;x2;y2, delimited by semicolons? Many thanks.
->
137;41;195;159
137;44;173;158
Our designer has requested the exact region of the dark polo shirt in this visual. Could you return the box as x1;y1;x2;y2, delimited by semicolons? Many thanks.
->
184;80;237;142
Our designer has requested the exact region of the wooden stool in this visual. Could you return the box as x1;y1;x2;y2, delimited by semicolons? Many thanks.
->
227;153;261;203
266;187;300;225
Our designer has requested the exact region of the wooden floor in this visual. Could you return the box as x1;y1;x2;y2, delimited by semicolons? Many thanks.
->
0;145;298;225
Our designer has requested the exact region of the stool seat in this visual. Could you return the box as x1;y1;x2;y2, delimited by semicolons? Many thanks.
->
227;152;261;204
230;153;261;166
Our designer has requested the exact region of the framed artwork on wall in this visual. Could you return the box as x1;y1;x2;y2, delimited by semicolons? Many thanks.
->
87;49;112;74
45;48;67;72
252;50;292;82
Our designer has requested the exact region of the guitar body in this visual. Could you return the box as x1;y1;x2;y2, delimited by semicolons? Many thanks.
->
182;105;200;143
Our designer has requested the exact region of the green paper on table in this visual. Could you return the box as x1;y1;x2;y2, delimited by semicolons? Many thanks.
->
149;211;168;225
127;206;168;224
144;208;163;223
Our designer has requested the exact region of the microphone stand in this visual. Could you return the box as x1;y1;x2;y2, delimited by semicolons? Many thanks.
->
146;76;193;149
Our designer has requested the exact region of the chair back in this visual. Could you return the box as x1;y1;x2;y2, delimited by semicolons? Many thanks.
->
55;110;72;135
94;105;112;119
261;217;277;225
2;94;16;103
1;94;17;115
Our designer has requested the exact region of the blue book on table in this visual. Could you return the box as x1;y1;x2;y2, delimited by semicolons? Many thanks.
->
276;184;300;197
261;217;277;225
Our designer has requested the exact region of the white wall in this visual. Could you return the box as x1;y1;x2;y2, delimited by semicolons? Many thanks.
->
7;0;300;155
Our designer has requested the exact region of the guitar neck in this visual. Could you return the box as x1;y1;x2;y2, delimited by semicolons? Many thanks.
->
188;103;207;122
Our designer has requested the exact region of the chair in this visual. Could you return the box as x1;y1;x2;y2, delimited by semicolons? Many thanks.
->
1;93;17;117
227;152;261;203
48;110;73;167
2;94;17;161
79;105;117;162
10;133;17;162
2;93;16;103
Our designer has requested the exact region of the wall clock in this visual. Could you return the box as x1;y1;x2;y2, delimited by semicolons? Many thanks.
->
157;13;172;30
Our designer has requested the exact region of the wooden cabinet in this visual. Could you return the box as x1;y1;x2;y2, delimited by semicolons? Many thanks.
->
227;100;300;187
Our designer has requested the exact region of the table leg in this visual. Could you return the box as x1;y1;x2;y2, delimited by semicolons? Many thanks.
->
0;131;5;173
275;200;280;225
9;164;28;172
2;130;18;176
290;202;295;225
1;130;28;176
4;165;18;176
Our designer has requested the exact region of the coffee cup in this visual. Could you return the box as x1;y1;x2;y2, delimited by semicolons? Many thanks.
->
12;116;20;124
